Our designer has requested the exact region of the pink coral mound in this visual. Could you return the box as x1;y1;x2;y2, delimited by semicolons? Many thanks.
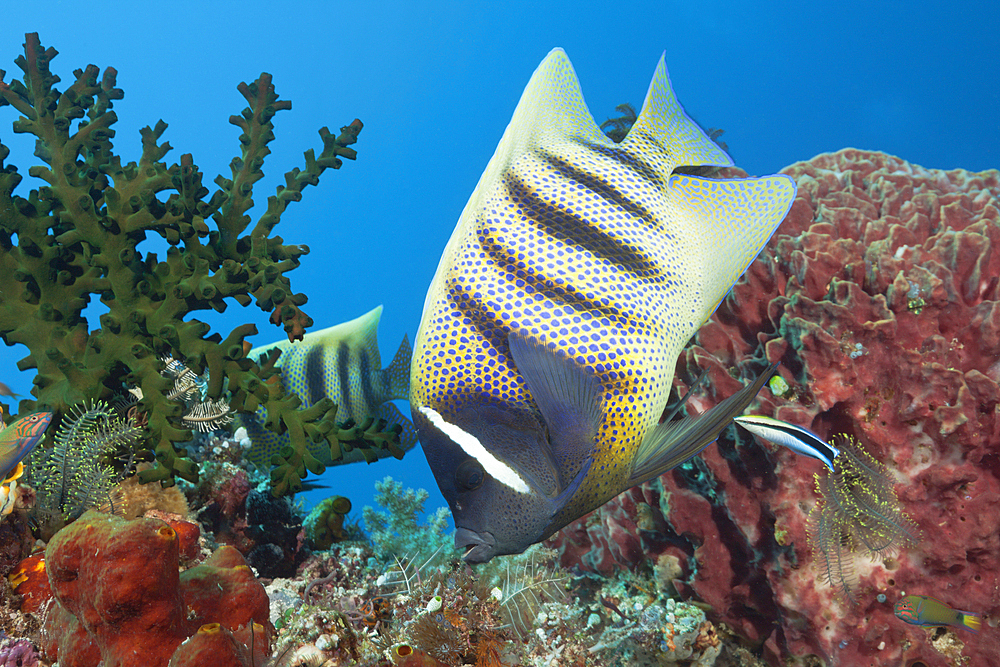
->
547;150;1000;667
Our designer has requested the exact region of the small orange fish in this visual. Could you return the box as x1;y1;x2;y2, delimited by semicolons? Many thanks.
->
894;595;981;633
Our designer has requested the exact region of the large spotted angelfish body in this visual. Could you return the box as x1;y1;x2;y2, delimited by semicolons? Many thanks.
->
242;306;416;469
410;49;795;563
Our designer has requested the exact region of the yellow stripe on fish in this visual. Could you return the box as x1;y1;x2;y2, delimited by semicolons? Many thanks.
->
241;306;416;469
410;49;794;563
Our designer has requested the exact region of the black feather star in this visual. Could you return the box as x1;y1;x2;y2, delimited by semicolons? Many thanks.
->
807;435;919;602
26;400;143;532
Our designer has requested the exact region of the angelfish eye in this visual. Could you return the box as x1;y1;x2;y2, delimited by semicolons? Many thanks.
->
456;459;485;491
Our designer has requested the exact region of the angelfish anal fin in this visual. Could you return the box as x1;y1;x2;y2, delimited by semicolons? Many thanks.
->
628;364;778;485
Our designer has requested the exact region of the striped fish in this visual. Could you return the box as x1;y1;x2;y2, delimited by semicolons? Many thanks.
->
0;411;52;481
410;48;795;563
733;414;840;470
894;595;982;633
0;411;52;516
241;306;416;469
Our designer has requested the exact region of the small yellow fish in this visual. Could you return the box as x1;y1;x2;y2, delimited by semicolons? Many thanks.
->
410;49;794;562
894;595;981;633
241;306;416;468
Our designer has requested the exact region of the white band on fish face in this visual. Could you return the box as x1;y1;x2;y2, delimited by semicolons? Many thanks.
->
418;406;530;494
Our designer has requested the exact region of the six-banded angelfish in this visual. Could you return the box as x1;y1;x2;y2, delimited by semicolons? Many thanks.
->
241;306;417;469
733;414;840;470
894;595;982;633
409;48;796;563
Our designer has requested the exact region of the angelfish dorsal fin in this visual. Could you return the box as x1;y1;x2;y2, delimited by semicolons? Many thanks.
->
508;333;603;487
505;48;612;150
621;52;733;170
464;48;612;210
384;333;411;401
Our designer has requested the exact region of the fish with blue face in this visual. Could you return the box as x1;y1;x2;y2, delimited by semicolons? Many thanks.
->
241;306;416;469
894;595;981;633
409;48;796;563
0;411;53;515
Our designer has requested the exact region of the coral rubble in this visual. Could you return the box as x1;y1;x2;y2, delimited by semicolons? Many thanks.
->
548;149;1000;667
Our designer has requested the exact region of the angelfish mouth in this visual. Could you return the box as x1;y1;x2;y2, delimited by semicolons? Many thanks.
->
455;527;496;564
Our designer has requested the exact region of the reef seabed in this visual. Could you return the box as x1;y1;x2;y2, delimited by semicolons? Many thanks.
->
2;38;998;665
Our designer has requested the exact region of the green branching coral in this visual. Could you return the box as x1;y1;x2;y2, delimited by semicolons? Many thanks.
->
599;103;637;143
0;33;401;494
600;100;728;176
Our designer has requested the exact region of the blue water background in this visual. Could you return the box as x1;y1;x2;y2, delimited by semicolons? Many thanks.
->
1;2;997;521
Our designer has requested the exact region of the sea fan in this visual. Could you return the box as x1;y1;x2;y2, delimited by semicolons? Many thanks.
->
27;400;142;529
807;435;919;602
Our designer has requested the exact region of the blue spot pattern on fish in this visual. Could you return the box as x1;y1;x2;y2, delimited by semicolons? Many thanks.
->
410;48;795;562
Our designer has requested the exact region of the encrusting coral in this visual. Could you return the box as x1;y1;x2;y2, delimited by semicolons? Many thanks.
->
303;495;354;550
547;149;1000;667
41;510;272;667
0;33;402;496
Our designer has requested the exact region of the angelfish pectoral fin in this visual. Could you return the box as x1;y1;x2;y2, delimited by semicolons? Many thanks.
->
540;456;593;540
628;364;778;485
507;332;603;488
